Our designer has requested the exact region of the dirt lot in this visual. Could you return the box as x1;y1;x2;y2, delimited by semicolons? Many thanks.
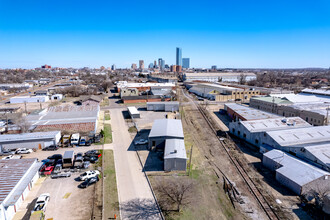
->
7;145;102;220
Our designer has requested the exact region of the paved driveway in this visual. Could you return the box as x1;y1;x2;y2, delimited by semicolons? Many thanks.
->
110;106;162;220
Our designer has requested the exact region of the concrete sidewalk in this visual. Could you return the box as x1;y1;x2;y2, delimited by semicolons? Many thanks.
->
110;108;162;220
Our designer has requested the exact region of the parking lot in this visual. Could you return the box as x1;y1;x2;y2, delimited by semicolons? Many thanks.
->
7;145;102;220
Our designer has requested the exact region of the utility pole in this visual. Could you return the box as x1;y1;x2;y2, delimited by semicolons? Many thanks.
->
188;145;193;176
24;101;27;114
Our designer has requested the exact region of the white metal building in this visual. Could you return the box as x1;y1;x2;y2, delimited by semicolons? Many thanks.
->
127;106;140;119
164;139;187;171
229;117;312;148
183;72;257;83
10;95;49;104
51;94;63;101
0;131;61;152
147;102;179;112
0;159;42;220
263;150;330;196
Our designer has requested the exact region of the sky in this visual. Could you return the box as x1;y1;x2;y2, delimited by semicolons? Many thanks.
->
0;0;330;69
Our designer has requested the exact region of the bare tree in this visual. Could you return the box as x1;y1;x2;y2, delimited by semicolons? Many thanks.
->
14;114;31;133
239;74;246;85
154;177;196;212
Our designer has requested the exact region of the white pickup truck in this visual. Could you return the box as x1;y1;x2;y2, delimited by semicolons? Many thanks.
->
79;170;100;181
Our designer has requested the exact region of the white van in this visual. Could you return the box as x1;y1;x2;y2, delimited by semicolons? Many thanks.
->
70;133;80;146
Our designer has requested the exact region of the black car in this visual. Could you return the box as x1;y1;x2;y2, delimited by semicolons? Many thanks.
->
83;155;98;163
78;176;99;188
47;154;63;162
43;145;59;151
84;150;101;157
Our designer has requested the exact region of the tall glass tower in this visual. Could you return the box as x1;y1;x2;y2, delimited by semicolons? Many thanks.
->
176;47;182;66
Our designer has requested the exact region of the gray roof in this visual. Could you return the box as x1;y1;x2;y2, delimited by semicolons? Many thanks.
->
0;131;61;143
266;126;330;147
0;159;40;205
149;119;184;138
225;103;280;120
239;117;311;133
304;143;330;169
264;150;330;187
147;101;179;105
164;139;187;159
27;105;99;126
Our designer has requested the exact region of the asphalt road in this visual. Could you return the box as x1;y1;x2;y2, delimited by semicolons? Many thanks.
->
109;101;162;219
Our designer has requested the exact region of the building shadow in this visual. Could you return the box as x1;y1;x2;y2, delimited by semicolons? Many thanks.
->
214;111;231;127
120;198;161;220
21;198;37;220
143;151;164;172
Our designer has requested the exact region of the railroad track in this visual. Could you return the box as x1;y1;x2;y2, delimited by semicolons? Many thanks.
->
194;103;280;220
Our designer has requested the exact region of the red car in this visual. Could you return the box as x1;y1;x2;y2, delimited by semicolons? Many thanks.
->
42;166;54;175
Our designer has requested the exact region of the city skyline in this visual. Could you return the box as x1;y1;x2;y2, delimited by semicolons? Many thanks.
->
1;0;330;69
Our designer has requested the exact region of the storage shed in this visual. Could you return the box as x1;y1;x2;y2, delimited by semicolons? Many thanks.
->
0;131;61;152
147;102;179;112
164;139;187;171
10;95;49;104
263;150;330;195
148;119;184;150
127;106;140;118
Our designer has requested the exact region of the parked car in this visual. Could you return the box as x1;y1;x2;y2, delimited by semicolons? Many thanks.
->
42;145;59;151
82;161;90;169
15;148;33;154
83;155;99;163
79;136;92;146
47;154;63;162
0;150;15;156
32;193;50;213
51;172;71;179
134;139;148;145
42;166;54;175
79;170;100;181
70;133;80;146
84;150;101;157
1;155;22;160
74;153;84;168
78;176;99;188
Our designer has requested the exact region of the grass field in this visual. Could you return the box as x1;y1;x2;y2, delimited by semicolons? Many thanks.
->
104;124;112;144
105;114;111;120
103;150;120;219
101;97;109;107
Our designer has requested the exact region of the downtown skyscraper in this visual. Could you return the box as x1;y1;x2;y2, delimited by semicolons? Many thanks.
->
182;58;190;68
176;47;182;66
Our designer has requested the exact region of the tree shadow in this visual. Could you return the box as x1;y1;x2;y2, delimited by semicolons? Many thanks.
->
121;198;161;220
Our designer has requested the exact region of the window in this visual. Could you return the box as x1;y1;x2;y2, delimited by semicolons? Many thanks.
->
306;117;308;121
238;131;240;135
264;133;266;137
255;139;259;144
232;128;235;133
243;133;246;138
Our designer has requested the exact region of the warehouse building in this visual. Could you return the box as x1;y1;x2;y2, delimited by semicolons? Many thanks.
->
122;95;171;104
187;83;260;101
10;95;49;104
0;131;61;152
229;117;311;148
27;105;100;134
147;102;179;112
148;119;186;171
224;103;280;121
183;72;257;83
127;106;140;119
0;159;42;220
116;81;175;93
263;150;330;196
262;126;330;171
249;96;293;113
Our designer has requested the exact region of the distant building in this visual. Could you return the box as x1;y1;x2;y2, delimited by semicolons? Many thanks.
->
154;60;157;68
158;58;165;70
170;65;177;72
131;63;137;70
211;65;217;71
176;47;182;66
183;72;257;83
147;102;179;112
111;64;116;70
182;58;190;69
148;63;154;69
10;95;49;104
41;64;51;69
139;60;144;70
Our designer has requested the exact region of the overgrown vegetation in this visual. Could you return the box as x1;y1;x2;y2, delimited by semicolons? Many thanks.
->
105;114;111;120
102;150;120;219
104;124;112;144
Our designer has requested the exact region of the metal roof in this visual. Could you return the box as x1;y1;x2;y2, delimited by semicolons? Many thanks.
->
146;101;179;105
27;105;99;126
149;119;184;138
0;131;61;143
264;150;330;187
225;103;280;120
270;93;330;103
0;159;39;205
301;88;330;96
304;144;330;169
117;82;175;89
184;72;256;77
250;96;293;104
164;139;187;159
239;117;311;133
127;106;139;115
266;126;330;147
